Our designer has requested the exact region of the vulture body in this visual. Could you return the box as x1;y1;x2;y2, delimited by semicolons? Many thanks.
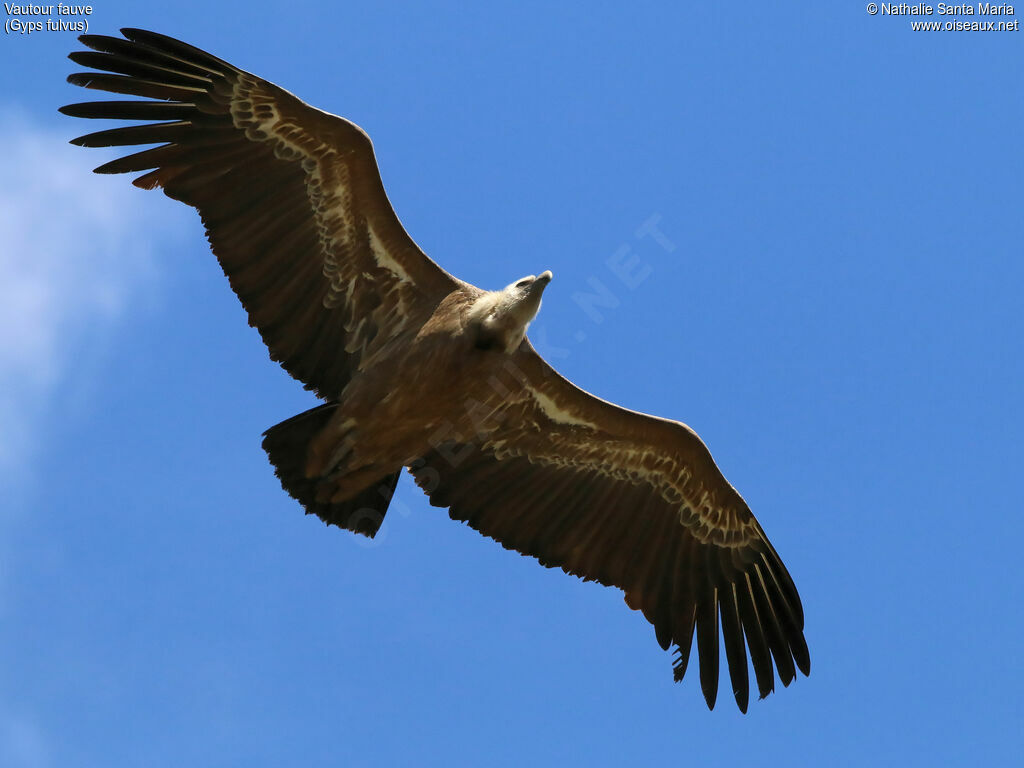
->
61;29;810;712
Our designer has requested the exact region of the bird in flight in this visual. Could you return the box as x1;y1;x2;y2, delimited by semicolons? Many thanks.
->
61;29;809;712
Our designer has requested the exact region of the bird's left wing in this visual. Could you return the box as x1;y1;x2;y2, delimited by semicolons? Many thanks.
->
60;29;459;399
409;341;809;712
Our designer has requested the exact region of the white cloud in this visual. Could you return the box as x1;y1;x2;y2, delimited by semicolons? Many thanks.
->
0;108;183;487
0;109;189;762
0;707;49;768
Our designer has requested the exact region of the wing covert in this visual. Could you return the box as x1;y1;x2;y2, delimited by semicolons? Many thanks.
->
61;28;459;398
408;342;809;712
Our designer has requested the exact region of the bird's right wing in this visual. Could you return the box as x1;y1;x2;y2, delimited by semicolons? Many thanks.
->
61;29;460;398
409;341;809;712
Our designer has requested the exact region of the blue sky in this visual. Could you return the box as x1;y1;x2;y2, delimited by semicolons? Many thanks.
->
2;2;1021;765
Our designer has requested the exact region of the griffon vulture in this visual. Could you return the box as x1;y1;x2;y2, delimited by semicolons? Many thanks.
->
60;29;810;712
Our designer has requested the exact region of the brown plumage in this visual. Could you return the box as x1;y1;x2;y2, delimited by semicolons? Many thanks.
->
61;28;809;712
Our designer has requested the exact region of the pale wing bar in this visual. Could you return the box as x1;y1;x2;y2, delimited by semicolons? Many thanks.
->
410;436;808;712
408;344;808;712
61;29;457;398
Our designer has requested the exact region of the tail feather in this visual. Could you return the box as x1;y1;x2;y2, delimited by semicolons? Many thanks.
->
261;404;399;538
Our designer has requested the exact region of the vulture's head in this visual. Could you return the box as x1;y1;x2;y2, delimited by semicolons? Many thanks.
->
469;270;553;353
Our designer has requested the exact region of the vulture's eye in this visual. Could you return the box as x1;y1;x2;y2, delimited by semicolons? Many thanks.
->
515;278;533;288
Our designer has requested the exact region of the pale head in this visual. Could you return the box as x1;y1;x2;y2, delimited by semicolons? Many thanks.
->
469;270;553;353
